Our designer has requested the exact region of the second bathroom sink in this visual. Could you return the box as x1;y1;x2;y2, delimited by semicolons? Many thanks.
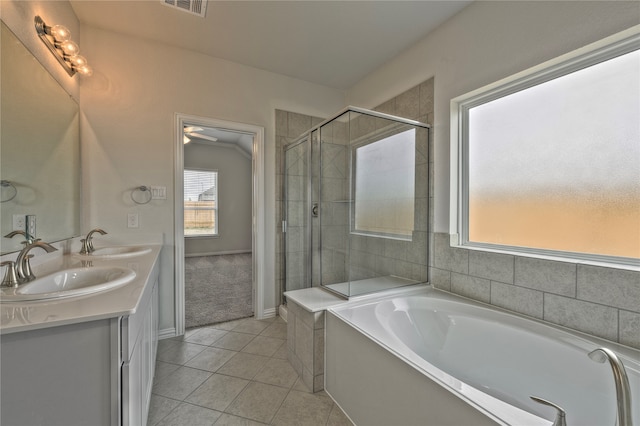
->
75;246;152;259
0;266;136;302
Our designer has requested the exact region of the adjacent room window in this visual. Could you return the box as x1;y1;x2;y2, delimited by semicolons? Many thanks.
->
352;128;415;240
184;169;218;236
455;35;639;263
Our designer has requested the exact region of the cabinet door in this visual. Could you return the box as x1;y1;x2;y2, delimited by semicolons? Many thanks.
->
123;279;158;426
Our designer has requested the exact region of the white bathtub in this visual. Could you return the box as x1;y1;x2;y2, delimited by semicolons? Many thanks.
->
325;288;640;426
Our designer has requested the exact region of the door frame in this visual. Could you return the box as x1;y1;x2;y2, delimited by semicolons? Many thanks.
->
174;113;265;336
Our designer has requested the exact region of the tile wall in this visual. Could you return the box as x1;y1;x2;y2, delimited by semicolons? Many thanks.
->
430;233;640;350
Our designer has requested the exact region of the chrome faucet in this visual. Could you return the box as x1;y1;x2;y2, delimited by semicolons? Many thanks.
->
4;230;35;245
81;228;107;254
15;240;58;282
588;347;633;426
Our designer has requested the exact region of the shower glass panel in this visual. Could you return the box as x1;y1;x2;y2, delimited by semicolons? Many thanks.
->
319;110;430;298
284;136;310;293
282;106;430;301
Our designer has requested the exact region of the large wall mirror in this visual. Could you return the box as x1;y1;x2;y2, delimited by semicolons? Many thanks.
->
0;21;81;254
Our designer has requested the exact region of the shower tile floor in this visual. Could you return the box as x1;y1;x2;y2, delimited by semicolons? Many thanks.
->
148;316;352;425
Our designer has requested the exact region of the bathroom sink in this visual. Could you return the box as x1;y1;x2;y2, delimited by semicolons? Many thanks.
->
0;266;136;302
75;246;152;259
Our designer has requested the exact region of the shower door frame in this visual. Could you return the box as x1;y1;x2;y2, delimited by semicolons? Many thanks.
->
282;134;313;304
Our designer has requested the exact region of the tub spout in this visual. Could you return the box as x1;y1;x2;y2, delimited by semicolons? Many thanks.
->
588;348;632;426
530;396;567;426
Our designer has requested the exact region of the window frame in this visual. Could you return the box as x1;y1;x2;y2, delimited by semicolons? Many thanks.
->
350;125;416;241
184;168;219;238
450;28;640;267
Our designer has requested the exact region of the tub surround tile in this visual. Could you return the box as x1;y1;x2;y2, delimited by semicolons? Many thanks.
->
469;251;514;284
619;310;640;348
434;233;469;274
515;257;576;297
577;265;640;313
429;267;451;291
543;294;618;342
490;281;543;319
451;273;491;303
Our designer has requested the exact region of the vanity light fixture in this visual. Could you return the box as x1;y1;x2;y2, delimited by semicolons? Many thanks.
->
34;16;93;77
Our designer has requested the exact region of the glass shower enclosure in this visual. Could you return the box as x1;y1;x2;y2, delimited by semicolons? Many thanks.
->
283;107;430;300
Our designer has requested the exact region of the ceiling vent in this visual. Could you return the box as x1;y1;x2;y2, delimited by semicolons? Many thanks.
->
161;0;207;18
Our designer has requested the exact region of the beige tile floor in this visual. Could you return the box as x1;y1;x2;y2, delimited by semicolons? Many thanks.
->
148;316;353;426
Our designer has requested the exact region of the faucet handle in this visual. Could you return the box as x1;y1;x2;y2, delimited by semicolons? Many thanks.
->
530;396;566;426
80;239;90;255
1;261;20;288
21;254;36;282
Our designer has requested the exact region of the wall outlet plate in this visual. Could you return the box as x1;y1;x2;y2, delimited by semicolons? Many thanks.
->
12;214;25;232
127;213;139;228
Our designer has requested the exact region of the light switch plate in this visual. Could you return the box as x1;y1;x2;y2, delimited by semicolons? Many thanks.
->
151;186;166;200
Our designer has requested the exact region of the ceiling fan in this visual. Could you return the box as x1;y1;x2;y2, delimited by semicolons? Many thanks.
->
183;126;218;144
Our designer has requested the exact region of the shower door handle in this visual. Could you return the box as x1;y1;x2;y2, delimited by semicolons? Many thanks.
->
312;203;319;217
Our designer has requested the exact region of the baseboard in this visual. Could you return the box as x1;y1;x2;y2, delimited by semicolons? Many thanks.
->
159;327;177;339
185;250;251;258
278;304;288;322
261;307;277;319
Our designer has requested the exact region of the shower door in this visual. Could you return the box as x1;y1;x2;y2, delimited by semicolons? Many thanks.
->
283;137;311;295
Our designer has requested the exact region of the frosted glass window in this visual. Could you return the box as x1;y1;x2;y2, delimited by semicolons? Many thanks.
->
184;169;218;236
353;129;415;239
466;49;640;259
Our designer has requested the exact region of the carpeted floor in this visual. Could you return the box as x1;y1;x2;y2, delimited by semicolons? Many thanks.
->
185;253;253;328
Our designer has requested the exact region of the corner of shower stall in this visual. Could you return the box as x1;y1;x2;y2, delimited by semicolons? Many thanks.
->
282;106;430;303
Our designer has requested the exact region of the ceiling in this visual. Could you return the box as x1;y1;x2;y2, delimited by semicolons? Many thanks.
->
70;0;472;90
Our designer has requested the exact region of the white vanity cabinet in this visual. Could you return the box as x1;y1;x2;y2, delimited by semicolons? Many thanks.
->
121;279;159;426
0;247;161;426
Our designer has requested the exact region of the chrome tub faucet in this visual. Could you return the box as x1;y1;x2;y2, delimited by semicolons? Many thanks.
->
588;347;633;426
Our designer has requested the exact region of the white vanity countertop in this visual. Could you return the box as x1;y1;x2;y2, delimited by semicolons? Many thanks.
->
0;244;162;335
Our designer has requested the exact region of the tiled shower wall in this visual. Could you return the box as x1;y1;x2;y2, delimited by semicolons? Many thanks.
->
276;78;435;296
430;234;640;350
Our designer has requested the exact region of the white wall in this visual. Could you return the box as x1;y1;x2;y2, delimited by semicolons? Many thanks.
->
79;26;344;332
346;1;640;232
184;144;252;255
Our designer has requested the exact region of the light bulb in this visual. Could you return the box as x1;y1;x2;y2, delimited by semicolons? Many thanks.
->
50;24;71;41
75;64;93;76
58;40;79;56
68;55;87;67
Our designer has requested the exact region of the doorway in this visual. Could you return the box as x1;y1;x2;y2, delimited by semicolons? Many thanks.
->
174;114;265;336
